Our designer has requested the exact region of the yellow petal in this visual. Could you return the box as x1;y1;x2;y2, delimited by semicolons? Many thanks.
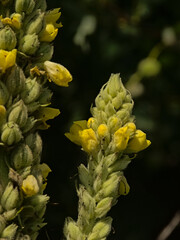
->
22;175;39;197
36;107;60;129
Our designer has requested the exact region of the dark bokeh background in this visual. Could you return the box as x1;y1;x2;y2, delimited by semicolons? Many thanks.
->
39;0;180;239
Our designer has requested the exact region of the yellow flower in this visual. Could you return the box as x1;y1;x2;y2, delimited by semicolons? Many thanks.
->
80;128;98;153
39;8;62;42
87;117;95;128
126;129;151;153
97;124;108;138
125;122;136;135
39;163;52;191
44;61;72;87
119;176;130;195
0;49;17;73
36;107;60;129
0;14;22;29
21;175;39;197
113;126;130;151
65;120;87;145
0;105;6;126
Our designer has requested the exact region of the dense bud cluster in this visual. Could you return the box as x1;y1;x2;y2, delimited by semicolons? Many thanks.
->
0;0;72;239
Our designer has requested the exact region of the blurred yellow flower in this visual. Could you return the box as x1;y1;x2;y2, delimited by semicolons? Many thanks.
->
97;124;108;138
126;129;151;153
0;49;17;73
65;120;87;145
113;126;129;151
44;61;72;87
21;175;39;197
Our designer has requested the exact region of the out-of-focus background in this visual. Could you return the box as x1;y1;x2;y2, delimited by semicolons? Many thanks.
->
40;0;180;239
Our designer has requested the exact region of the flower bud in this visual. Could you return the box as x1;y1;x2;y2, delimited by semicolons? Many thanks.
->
34;0;47;11
25;10;44;35
21;116;36;133
100;173;120;199
18;34;39;55
0;215;6;234
1;223;18;238
44;61;72;87
0;26;17;50
0;81;9;105
95;197;113;218
8;100;28;127
97;124;108;138
78;164;92;191
36;43;54;62
3;208;17;221
64;218;84;240
38;87;52;105
88;217;112;240
0;49;17;73
119;176;130;196
25;194;49;212
1;121;23;145
11;144;33;170
1;182;19;210
15;0;35;14
21;77;41;104
25;133;42;162
18;166;31;179
21;175;39;197
6;65;25;96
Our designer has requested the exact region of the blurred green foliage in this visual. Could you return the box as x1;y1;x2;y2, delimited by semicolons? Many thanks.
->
39;0;180;239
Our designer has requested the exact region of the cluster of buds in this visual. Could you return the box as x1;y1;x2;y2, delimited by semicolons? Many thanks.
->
64;74;151;240
0;0;72;239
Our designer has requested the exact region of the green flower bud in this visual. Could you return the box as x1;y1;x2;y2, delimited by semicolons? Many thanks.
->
0;81;9;105
26;102;40;113
21;117;37;133
0;150;9;198
1;182;19;210
8;100;28;128
0;215;6;234
0;26;17;51
38;87;52;105
11;144;33;170
6;65;25;96
108;155;131;173
95;197;113;218
25;194;49;213
18;34;40;55
36;43;54;62
87;217;112;240
1;223;18;238
64;217;84;240
3;208;17;221
25;133;42;162
18;166;31;179
138;57;161;77
1;121;23;145
26;10;44;35
78;164;92;191
15;0;35;14
21;77;41;104
34;0;47;11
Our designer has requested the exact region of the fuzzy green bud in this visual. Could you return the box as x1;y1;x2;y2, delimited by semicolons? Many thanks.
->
21;77;41;104
0;81;9;105
25;133;42;162
0;215;6;234
95;197;113;218
3;208;17;221
0;26;17;51
11;144;33;170
6;65;25;96
34;0;47;11
78;164;92;191
87;217;112;240
64;218;84;240
25;10;44;35
15;0;35;14
21;116;36;133
38;87;52;105
1;223;18;238
36;43;54;62
8;100;28;128
18;166;31;179
19;34;40;55
1;182;19;210
1;122;23;145
25;194;49;213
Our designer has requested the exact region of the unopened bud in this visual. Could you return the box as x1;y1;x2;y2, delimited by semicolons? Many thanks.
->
36;43;54;62
21;116;36;133
26;10;44;35
0;26;17;51
18;34;39;55
1;223;18;238
11;144;33;170
1;182;19;210
8;100;28;127
0;215;6;234
3;208;17;221
0;81;9;105
15;0;35;14
26;194;49;212
21;77;41;104
64;218;83;240
25;133;42;162
1;121;23;145
6;65;25;96
95;197;113;218
21;175;39;197
38;87;52;105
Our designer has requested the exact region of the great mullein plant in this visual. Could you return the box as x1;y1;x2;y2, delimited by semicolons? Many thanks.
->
0;0;72;239
64;74;151;240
